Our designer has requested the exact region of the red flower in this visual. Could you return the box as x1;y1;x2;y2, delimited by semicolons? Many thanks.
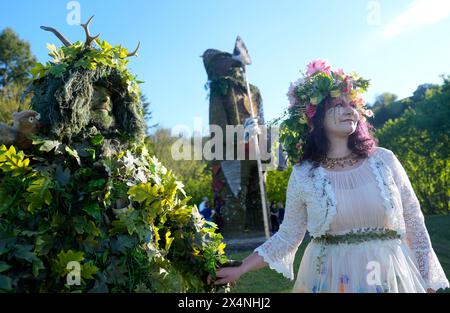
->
306;104;316;118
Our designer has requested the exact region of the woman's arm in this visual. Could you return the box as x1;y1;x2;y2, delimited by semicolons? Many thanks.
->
253;166;308;280
208;251;268;285
387;149;449;291
208;166;308;285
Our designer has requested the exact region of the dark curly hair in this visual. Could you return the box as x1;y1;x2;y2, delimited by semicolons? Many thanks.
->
301;96;378;169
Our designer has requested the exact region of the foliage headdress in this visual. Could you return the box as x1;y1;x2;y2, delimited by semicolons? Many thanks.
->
277;59;374;163
31;16;145;143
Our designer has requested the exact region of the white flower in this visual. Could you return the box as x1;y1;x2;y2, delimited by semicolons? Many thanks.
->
135;169;148;183
123;150;136;170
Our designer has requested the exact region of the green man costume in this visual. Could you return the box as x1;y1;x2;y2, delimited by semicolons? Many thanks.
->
0;17;230;293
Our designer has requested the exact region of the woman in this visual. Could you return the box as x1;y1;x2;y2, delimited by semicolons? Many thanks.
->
207;60;449;293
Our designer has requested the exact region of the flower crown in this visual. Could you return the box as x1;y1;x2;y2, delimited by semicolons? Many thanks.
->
278;59;374;164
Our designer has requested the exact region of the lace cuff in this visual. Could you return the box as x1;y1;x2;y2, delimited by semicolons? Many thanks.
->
255;233;299;280
253;166;307;281
388;149;449;290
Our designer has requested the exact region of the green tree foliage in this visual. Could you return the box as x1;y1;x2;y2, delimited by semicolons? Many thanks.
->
369;92;403;129
146;128;213;207
375;77;450;214
140;94;157;134
266;166;292;205
0;28;36;88
0;28;36;125
0;84;31;125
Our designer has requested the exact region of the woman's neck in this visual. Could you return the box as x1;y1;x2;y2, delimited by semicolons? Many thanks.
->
326;136;352;158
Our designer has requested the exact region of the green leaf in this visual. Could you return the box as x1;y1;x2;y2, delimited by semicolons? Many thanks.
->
32;259;45;277
0;261;12;273
81;261;98;279
55;165;71;187
33;139;61;152
90;133;104;146
83;203;101;221
65;145;81;165
54;250;84;277
0;274;12;290
25;177;53;212
30;62;49;80
110;235;136;253
165;230;174;251
49;63;68;77
14;245;39;263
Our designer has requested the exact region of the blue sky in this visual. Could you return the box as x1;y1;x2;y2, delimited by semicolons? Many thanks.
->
2;0;450;133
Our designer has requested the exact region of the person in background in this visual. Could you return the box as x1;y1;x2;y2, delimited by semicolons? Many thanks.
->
200;200;216;223
198;196;209;213
277;201;285;225
269;201;279;234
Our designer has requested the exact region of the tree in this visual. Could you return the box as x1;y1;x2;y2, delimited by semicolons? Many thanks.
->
375;77;450;214
0;83;31;125
412;83;439;102
146;128;213;206
140;94;157;134
0;28;36;88
369;92;404;129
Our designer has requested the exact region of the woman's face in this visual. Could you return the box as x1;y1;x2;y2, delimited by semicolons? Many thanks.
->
323;101;360;138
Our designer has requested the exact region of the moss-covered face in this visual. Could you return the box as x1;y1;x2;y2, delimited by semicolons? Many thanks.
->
90;85;115;130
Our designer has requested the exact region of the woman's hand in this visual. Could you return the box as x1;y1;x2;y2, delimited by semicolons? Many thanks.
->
207;266;244;286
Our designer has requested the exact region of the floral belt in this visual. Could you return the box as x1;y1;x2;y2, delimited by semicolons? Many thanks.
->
311;228;401;274
311;228;401;245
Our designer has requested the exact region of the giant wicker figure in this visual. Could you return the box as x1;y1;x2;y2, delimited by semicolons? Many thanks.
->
202;39;268;238
0;16;230;293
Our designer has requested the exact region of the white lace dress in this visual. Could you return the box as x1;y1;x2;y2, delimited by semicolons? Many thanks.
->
254;157;449;293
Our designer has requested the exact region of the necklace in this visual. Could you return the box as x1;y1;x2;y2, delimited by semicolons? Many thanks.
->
321;152;360;169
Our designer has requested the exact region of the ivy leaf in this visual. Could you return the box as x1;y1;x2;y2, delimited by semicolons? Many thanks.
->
55;165;71;187
128;183;159;205
30;62;49;80
90;133;104;146
65;145;81;165
83;203;101;221
14;245;39;263
0;261;12;273
165;230;174;251
81;261;98;280
54;250;84;277
49;63;68;77
25;177;53;212
32;259;45;277
0;274;12;290
110;235;136;254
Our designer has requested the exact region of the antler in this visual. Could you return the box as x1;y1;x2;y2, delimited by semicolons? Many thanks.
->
40;26;72;47
126;42;141;57
81;15;100;48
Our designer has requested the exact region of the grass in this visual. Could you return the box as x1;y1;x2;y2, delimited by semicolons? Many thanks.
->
225;214;450;293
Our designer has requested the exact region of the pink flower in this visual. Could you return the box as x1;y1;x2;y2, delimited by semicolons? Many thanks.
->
353;96;365;107
306;59;332;76
306;104;316;118
342;76;353;93
334;68;345;76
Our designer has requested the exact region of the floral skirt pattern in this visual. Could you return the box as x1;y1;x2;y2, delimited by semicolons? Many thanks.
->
293;238;427;293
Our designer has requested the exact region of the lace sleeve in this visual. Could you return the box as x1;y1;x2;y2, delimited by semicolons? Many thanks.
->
388;150;449;291
254;166;307;281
